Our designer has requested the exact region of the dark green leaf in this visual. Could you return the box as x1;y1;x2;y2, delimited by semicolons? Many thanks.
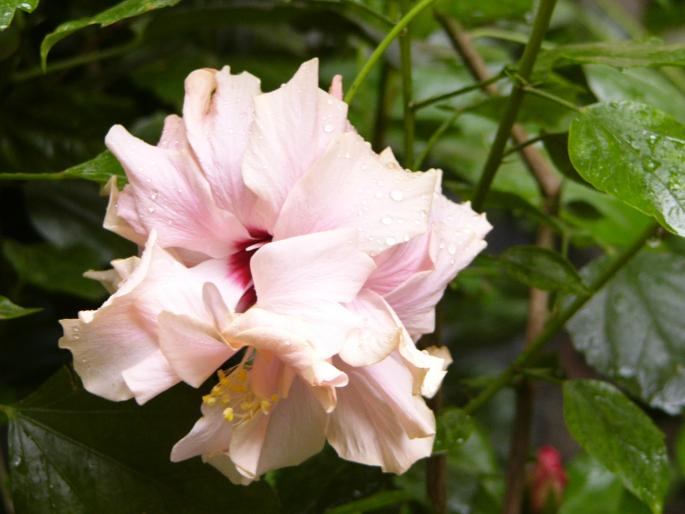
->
25;181;133;262
537;41;685;73
676;424;685;477
0;295;40;320
41;0;182;68
559;453;650;514
433;408;475;454
500;245;587;294
3;240;106;300
562;380;669;514
6;368;276;513
568;249;685;414
325;490;414;514
0;0;38;31
569;101;685;236
62;151;126;184
435;0;533;26
584;65;685;126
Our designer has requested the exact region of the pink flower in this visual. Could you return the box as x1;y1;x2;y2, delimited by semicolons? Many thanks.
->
529;445;568;513
59;59;490;483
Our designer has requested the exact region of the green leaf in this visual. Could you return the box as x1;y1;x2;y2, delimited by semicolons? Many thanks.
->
433;408;475;454
500;245;587;294
435;0;533;26
559;453;650;514
537;41;685;73
562;380;669;514
0;0;38;31
584;65;685;126
41;0;182;68
324;490;414;514
541;132;587;184
569;101;685;237
676;424;685;477
62;150;126;184
3;240;106;300
568;249;685;414
0;295;40;320
6;368;276;513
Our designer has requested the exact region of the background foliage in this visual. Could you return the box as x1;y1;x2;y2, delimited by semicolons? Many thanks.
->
1;0;685;513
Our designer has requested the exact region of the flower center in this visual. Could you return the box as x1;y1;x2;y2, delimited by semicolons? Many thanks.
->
228;229;272;313
202;363;279;425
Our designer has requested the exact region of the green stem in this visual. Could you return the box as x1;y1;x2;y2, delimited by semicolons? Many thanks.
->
469;28;556;48
413;110;460;169
0;172;69;181
399;0;415;166
471;0;558;212
503;134;546;157
462;222;656;415
344;0;437;105
524;86;584;113
411;72;505;111
11;40;138;82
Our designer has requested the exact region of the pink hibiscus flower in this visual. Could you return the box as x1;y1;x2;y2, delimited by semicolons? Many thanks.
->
59;59;490;483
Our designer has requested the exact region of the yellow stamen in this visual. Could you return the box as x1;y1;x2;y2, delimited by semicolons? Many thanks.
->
223;407;234;421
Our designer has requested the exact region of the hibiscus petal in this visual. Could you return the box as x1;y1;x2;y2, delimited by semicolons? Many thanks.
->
229;377;327;479
251;228;375;310
384;195;491;339
105;116;249;258
242;58;349;228
171;403;233;462
398;334;452;398
121;349;180;405
59;234;242;404
274;131;439;256
340;290;401;367
183;67;262;225
158;312;235;388
83;255;140;294
102;177;146;245
327;356;435;474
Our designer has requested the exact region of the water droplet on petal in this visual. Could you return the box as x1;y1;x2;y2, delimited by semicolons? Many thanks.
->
447;244;457;255
148;207;156;213
323;123;335;133
385;237;396;246
390;190;403;201
381;216;392;225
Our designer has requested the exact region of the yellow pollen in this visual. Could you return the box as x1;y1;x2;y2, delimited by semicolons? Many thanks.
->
204;366;281;425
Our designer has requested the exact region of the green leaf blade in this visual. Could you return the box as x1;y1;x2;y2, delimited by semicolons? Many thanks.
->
0;295;40;320
569;101;685;236
40;0;182;68
433;408;475;454
500;245;587;294
0;0;38;31
562;380;669;514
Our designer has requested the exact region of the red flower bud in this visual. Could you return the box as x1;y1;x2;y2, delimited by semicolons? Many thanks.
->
529;445;568;513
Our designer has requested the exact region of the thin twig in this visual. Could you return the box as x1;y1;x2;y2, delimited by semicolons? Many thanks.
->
344;0;437;104
411;73;505;111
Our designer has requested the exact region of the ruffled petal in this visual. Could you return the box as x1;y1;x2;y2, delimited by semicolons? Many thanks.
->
105;116;250;258
383;195;491;339
102;177;146;245
229;377;327;480
274;131;439;256
242;58;349;228
59;234;242;404
158;312;236;388
339;290;401;367
326;356;435;474
183;67;262;225
251;229;375;311
171;402;233;462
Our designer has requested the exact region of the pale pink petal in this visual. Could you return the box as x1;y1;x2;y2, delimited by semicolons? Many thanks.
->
274;131;439;256
157;312;235;388
121;349;180;405
329;74;343;100
102;177;145;245
226;308;349;400
105;117;249;258
364;234;432;296
251;229;375;310
340;290;401;367
327;356;435;474
398;333;452;398
383;196;491;339
171;402;233;462
229;377;327;479
59;234;242;404
183;67;262;225
242;58;349;228
205;454;254;485
83;255;139;294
